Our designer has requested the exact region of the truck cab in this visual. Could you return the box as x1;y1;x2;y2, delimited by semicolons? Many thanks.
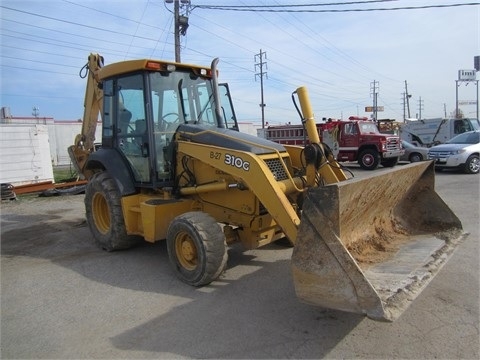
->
321;119;404;170
75;58;238;194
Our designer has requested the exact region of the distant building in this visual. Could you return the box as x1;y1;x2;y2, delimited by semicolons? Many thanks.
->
0;107;100;186
0;107;260;186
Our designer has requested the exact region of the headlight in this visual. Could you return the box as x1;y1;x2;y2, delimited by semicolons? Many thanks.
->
450;149;466;155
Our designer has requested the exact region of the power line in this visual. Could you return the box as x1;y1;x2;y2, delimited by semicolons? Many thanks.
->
195;2;480;12
0;55;79;69
60;0;164;30
0;5;160;43
197;1;400;9
0;64;77;76
0;23;157;52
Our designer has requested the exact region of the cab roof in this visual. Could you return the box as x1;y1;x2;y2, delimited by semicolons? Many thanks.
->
98;59;213;80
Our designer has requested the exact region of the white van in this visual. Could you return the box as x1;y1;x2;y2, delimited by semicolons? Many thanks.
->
400;118;480;147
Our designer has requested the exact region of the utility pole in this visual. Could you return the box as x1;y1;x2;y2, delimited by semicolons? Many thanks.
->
370;80;379;121
417;97;424;120
255;49;267;128
32;106;39;118
174;0;180;62
404;80;412;119
165;0;192;62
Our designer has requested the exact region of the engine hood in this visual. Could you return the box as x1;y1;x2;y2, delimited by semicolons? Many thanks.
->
429;143;469;152
176;124;287;155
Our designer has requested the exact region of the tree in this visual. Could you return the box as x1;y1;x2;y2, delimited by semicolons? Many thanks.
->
451;108;464;119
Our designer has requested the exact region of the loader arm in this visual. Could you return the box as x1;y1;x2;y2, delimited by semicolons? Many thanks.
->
176;140;302;243
294;86;348;185
68;53;104;178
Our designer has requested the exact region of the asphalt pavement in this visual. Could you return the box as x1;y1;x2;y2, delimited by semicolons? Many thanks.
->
1;164;479;359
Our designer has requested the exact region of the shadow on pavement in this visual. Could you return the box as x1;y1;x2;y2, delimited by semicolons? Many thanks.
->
1;198;364;358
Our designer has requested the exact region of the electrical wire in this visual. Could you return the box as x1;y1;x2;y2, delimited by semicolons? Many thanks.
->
195;2;480;12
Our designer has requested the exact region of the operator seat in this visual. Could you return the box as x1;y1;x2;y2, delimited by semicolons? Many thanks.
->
135;119;146;147
118;107;132;135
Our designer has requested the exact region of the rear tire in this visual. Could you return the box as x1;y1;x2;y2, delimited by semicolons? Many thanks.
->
85;172;137;251
167;212;228;286
358;149;380;170
462;154;479;174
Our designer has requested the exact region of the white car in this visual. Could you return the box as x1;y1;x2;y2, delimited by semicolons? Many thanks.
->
427;130;480;174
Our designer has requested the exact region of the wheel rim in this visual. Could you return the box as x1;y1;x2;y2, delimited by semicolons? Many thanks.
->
411;154;421;162
92;192;110;234
175;231;198;271
470;157;480;173
363;154;374;166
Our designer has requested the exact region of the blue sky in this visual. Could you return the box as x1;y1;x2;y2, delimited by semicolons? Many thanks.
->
1;0;479;125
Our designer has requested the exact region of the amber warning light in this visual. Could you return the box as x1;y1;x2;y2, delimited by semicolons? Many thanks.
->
146;61;161;70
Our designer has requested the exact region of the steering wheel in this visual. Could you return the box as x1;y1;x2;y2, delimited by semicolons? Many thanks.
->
163;112;180;124
161;112;180;132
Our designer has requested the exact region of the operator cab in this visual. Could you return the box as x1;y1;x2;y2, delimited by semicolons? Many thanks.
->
100;65;238;189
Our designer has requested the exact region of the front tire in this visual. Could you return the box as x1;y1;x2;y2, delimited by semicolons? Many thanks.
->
85;172;137;251
409;153;423;162
358;149;380;170
463;154;479;174
167;212;228;286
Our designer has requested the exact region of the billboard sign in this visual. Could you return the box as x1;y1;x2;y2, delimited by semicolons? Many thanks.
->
458;100;477;105
458;69;476;81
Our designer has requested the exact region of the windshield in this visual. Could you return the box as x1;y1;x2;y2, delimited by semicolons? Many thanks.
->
447;131;480;144
149;71;236;130
358;122;380;134
402;141;414;149
471;119;480;130
149;71;214;127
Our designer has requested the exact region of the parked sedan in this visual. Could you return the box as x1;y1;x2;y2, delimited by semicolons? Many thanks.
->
427;130;480;174
401;141;429;162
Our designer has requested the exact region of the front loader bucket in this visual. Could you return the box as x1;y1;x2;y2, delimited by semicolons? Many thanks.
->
292;161;467;321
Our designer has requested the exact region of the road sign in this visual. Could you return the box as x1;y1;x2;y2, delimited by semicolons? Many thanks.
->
365;106;384;112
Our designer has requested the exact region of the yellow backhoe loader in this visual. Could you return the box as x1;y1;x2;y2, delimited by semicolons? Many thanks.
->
69;53;466;321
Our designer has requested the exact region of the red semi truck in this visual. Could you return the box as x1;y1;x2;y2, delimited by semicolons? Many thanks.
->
259;117;404;170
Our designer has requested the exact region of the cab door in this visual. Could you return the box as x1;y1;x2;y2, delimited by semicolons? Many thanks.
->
114;74;151;184
341;123;359;148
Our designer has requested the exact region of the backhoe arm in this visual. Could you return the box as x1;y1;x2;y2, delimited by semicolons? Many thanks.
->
68;53;104;178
